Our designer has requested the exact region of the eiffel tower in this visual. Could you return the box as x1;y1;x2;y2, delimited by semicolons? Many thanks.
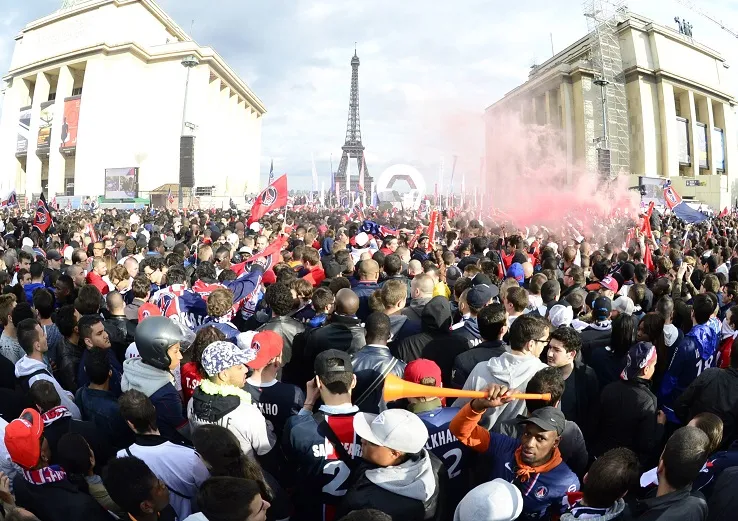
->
335;49;372;195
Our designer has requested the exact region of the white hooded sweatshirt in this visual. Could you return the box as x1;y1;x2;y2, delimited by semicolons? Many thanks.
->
453;352;546;429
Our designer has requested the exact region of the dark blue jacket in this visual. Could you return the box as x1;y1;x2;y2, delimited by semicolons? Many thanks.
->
660;322;718;420
353;281;381;321
77;349;123;396
75;386;133;450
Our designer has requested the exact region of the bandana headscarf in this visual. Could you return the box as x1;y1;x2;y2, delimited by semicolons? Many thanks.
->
513;446;563;482
41;406;71;427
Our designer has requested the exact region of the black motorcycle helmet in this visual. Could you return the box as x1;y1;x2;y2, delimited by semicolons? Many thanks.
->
134;316;182;371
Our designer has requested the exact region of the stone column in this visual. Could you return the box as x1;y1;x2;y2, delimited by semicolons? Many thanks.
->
657;81;678;179
560;81;575;184
684;90;699;177
26;72;51;198
48;65;75;197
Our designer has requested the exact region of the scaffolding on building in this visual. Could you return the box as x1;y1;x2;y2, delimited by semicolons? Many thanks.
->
583;0;630;180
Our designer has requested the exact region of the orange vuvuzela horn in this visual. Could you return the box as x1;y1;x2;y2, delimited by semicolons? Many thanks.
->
382;374;551;402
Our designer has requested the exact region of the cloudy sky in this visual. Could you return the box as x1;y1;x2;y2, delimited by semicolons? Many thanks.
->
1;0;736;191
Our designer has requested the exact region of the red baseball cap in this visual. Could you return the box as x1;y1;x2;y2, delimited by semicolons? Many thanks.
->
599;275;619;292
5;409;44;469
247;331;283;370
138;302;162;323
403;359;442;387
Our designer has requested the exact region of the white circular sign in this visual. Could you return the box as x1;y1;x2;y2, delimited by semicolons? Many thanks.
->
375;164;426;210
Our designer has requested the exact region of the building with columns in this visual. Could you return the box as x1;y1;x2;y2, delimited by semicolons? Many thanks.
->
0;0;265;202
485;12;736;210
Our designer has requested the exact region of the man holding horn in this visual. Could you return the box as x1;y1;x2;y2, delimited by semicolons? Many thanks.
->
449;383;580;521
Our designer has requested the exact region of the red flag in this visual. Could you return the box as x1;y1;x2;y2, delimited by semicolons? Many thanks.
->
644;242;654;273
663;184;682;210
641;213;653;240
231;235;288;276
719;207;728;218
32;194;53;234
426;210;438;252
248;175;288;225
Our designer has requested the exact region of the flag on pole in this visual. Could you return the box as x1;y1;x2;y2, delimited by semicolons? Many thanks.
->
336;181;341;207
371;184;379;208
32;193;53;234
268;159;274;184
232;235;288;276
663;182;708;224
311;153;319;204
426;210;438;252
167;188;174;207
247;174;288;225
719;207;729;218
448;156;458;208
1;190;17;208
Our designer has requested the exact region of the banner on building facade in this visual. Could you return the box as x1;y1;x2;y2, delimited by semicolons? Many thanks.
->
696;122;708;169
714;127;725;171
17;107;31;154
61;96;81;150
37;101;54;149
104;167;139;199
676;117;690;165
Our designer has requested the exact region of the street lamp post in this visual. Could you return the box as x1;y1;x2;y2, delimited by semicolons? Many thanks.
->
180;54;199;209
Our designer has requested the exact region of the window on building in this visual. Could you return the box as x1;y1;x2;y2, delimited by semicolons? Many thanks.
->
195;186;214;197
48;92;56;101
675;99;682;118
72;87;83;96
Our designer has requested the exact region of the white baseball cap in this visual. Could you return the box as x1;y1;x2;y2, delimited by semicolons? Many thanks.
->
454;479;523;521
353;409;428;454
354;231;369;247
249;222;261;233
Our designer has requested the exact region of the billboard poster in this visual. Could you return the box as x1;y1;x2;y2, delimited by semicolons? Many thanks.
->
639;176;665;206
61;96;81;149
697;122;708;169
16;106;31;154
676;117;690;164
104;167;138;199
714;127;725;171
37;101;54;149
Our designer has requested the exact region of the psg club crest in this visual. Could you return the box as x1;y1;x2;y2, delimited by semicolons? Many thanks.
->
534;486;548;499
252;340;261;352
35;210;48;224
261;186;278;206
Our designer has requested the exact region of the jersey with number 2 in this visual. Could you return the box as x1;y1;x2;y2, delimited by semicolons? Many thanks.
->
283;412;359;521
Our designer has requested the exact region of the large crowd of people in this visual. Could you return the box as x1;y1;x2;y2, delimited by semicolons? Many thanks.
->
0;202;735;521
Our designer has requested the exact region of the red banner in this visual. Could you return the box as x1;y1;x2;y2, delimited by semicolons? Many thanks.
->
232;235;288;275
61;97;81;149
663;185;682;210
248;175;288;225
426;210;438;252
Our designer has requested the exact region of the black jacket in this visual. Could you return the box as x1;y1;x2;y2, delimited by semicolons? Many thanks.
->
0;352;15;389
595;377;664;468
625;487;707;521
57;338;85;393
451;340;508;389
305;314;365;360
336;451;446;521
104;315;136;362
351;345;406;413
674;367;738;448
580;323;612;364
393;297;452;365
707;466;738;521
44;416;115;475
12;474;111;521
562;360;600;442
